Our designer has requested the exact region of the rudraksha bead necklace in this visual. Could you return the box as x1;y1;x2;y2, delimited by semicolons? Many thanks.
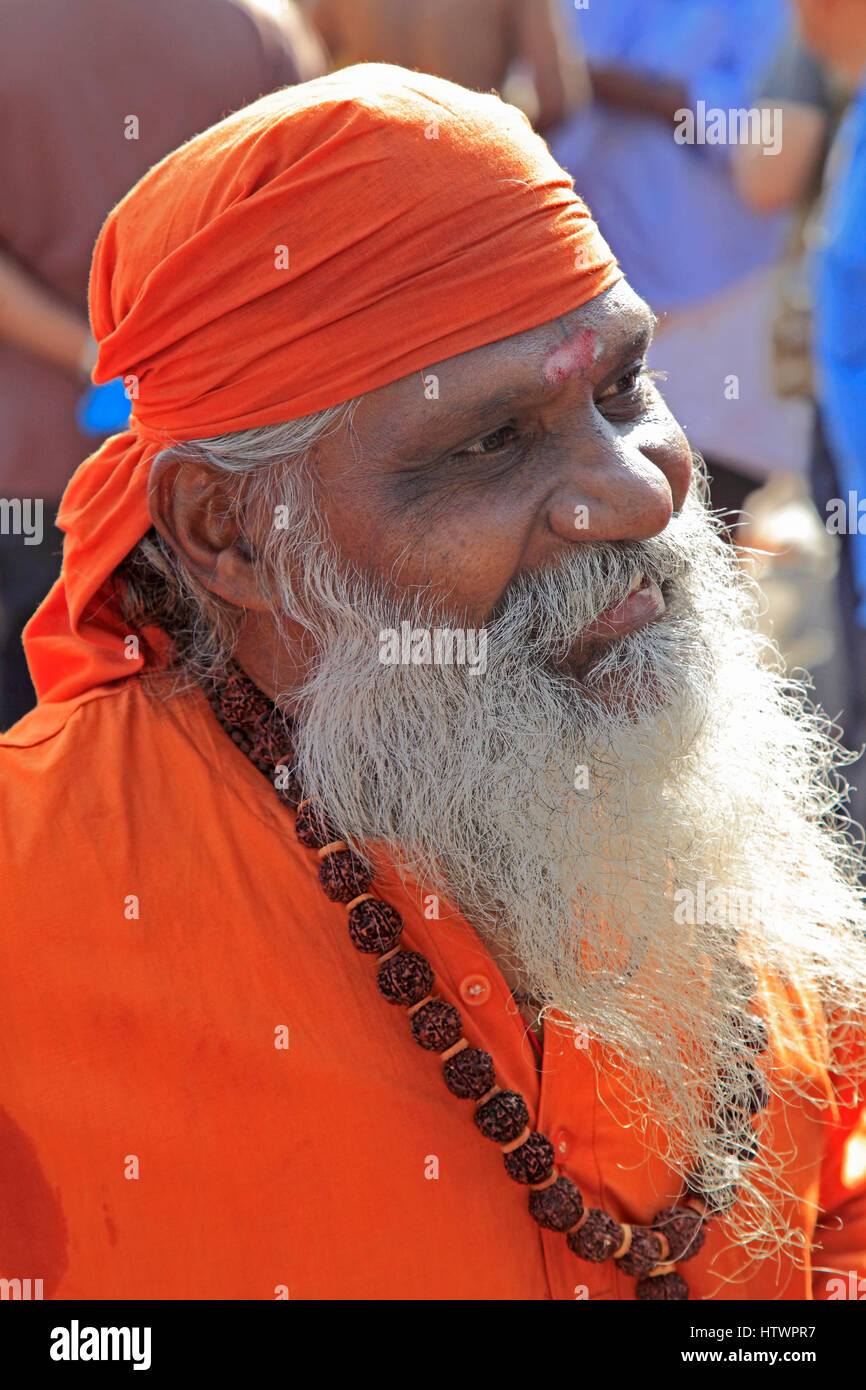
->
202;660;771;1300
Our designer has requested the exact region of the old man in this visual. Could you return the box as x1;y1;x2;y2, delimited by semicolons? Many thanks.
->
1;64;865;1301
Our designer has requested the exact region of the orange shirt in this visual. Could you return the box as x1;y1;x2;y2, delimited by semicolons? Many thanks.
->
1;676;864;1300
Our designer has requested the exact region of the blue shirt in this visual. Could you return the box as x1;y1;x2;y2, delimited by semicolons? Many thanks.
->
550;0;788;312
814;81;866;625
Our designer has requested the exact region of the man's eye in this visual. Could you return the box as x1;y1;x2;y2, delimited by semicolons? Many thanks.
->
597;362;648;402
460;424;519;456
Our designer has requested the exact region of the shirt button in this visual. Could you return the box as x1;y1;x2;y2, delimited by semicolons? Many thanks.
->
460;974;492;1006
554;1128;570;1159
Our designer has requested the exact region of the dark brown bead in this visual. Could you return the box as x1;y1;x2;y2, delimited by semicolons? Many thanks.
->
636;1271;689;1300
220;672;271;727
745;1069;771;1114
712;1105;760;1162
652;1205;706;1264
528;1175;584;1232
617;1227;665;1277
503;1131;555;1185
719;1076;770;1128
346;898;403;954
474;1090;530;1143
250;716;293;768
732;1010;769;1053
318;848;373;902
376;950;434;1005
442;1047;496;1099
410;999;463;1052
567;1208;623;1263
717;1057;770;1127
294;800;337;850
273;763;303;808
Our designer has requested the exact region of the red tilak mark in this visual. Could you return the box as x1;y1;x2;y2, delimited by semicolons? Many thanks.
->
542;328;596;385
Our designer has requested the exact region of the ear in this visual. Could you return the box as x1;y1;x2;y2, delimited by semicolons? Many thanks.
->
147;451;271;612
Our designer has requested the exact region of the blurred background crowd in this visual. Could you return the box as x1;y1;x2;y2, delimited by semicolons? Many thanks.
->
1;0;864;828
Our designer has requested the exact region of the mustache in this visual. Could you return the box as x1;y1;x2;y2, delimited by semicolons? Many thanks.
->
484;506;701;662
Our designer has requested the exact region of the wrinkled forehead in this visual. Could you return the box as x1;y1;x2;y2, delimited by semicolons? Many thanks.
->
350;279;655;448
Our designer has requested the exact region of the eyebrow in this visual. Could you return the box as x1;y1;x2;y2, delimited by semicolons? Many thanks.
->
389;310;659;460
598;313;658;372
422;388;526;439
380;386;530;466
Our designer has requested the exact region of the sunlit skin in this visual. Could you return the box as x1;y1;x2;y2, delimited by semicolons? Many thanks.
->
791;0;866;86
148;279;693;703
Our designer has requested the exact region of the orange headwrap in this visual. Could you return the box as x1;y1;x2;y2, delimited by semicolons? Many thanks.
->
23;63;621;717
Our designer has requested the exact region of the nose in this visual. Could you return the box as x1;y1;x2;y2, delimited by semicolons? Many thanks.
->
545;421;692;545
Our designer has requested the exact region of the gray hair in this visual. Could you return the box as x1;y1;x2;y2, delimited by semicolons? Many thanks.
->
115;398;359;687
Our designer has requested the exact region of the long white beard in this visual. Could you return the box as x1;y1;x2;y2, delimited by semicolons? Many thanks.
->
260;467;866;1266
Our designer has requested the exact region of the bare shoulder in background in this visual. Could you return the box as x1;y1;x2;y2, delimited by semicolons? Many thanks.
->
302;0;587;129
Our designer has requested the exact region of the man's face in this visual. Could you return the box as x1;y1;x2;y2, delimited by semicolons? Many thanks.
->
307;280;692;665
